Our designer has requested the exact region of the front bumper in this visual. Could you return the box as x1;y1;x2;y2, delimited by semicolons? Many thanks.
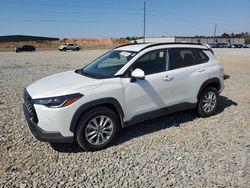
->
23;90;74;143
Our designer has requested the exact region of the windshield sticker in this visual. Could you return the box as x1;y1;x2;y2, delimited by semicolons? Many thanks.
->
120;51;131;57
159;51;164;58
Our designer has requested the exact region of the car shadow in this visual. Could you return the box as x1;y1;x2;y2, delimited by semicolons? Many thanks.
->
50;95;237;153
215;95;238;114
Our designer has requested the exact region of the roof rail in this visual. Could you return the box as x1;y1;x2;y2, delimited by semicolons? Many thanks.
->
112;42;147;50
113;42;208;52
138;42;205;52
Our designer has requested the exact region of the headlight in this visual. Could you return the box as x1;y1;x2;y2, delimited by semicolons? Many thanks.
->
33;93;83;108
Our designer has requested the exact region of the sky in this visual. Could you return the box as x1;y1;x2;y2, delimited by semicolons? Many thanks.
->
0;0;250;38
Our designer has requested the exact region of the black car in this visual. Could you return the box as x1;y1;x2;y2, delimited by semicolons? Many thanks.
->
15;45;36;52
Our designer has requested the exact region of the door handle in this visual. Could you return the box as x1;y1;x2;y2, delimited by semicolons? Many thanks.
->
164;75;174;81
197;68;206;72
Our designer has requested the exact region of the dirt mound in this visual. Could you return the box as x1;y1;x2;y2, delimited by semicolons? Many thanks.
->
0;38;129;51
60;38;128;48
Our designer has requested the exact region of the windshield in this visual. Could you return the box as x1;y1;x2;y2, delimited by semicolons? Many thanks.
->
82;50;137;78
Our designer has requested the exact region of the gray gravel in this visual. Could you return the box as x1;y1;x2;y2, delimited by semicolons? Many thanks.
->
0;49;249;187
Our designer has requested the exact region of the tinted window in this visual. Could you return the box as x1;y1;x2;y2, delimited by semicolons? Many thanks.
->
132;49;168;75
169;48;208;70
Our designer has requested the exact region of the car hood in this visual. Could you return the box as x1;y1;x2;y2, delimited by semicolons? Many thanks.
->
26;70;103;99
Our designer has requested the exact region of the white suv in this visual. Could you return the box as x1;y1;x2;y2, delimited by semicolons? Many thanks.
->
58;43;80;51
23;43;227;151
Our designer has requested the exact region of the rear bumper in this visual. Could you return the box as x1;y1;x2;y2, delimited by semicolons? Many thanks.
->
23;103;74;143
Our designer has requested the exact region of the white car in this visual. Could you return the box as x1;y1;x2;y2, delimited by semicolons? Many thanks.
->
23;43;227;151
58;43;80;51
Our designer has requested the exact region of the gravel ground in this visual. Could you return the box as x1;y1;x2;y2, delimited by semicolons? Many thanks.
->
0;49;249;187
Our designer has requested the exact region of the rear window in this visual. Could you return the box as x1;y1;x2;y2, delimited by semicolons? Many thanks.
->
169;48;209;70
197;50;209;63
169;48;198;69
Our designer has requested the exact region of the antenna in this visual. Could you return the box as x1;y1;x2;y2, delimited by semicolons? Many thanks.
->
143;1;146;43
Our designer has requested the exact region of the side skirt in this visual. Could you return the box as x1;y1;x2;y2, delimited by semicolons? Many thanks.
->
123;102;196;127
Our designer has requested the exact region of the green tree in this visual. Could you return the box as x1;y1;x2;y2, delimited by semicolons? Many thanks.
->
221;33;230;38
125;37;131;41
245;36;250;44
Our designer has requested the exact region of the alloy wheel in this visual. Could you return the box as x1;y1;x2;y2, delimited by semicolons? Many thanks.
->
202;91;217;113
85;115;114;145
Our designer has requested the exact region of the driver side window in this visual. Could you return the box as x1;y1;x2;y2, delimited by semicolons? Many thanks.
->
131;49;169;75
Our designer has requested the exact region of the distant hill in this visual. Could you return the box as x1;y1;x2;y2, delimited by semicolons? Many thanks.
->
0;35;59;42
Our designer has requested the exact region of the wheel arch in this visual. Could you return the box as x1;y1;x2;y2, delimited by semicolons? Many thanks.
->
197;78;221;99
70;98;124;133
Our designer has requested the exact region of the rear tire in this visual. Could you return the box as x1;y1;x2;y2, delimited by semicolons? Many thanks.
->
76;106;119;151
197;87;218;117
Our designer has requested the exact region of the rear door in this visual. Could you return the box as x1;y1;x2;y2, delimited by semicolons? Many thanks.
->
168;48;210;104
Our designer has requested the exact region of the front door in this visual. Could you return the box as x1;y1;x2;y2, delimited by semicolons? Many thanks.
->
121;49;175;122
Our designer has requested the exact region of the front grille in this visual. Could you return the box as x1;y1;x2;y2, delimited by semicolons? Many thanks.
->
23;89;38;124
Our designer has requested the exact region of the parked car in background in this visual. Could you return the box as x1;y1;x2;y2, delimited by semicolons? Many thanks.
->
225;43;235;48
15;45;36;52
211;43;249;49
218;43;227;48
58;43;81;51
233;44;249;48
242;44;249;48
210;44;219;48
210;43;226;48
233;44;241;48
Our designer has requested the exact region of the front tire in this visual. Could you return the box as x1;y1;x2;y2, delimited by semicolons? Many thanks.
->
76;106;119;151
197;87;218;117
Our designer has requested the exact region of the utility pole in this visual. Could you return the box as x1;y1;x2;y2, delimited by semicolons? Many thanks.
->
213;24;217;44
143;1;146;43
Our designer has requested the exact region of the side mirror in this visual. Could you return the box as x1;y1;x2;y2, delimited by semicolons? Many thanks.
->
130;68;145;82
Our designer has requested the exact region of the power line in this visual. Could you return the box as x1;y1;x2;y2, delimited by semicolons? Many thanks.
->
147;21;212;31
147;11;244;27
0;18;142;24
149;9;244;23
1;1;142;11
0;8;143;16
